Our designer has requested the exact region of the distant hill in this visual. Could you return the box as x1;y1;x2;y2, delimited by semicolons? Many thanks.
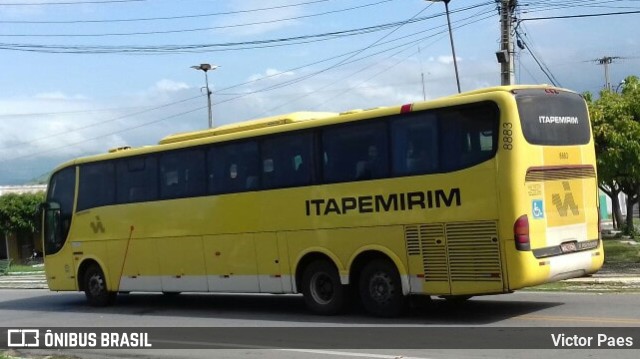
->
26;172;50;185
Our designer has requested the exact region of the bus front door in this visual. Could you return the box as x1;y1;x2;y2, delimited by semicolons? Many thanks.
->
42;202;78;291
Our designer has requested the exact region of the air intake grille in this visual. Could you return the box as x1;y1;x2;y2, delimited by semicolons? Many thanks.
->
405;226;421;256
421;224;448;281
525;165;595;182
446;221;501;282
405;221;501;283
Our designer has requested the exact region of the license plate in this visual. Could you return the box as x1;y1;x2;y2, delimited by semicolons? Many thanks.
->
560;242;577;253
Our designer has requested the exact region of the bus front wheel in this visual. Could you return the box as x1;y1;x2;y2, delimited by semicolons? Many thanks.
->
301;260;346;315
359;259;405;317
83;264;116;307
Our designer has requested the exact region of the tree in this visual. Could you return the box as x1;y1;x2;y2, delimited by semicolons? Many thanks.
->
0;192;45;255
588;75;640;233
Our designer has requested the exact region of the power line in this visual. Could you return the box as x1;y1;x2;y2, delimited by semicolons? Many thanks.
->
514;30;561;86
0;16;434;53
0;3;495;157
306;8;497;110
0;0;396;37
0;0;144;5
0;93;203;150
216;6;495;114
0;0;332;24
2;105;208;163
520;9;640;22
520;0;639;13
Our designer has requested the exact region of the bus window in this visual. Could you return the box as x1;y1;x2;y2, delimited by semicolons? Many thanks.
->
78;162;116;211
45;167;75;254
159;149;206;199
261;132;314;189
439;103;499;172
322;121;388;183
391;112;439;176
116;156;158;203
516;89;590;145
208;141;260;194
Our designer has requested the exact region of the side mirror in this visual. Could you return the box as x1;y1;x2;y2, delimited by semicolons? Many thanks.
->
38;202;49;212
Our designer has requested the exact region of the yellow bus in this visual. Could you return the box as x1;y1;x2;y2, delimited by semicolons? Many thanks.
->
42;85;603;317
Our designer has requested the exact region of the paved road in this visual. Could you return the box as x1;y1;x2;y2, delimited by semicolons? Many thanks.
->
1;290;639;358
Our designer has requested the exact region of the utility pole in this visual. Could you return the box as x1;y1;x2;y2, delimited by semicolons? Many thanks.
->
595;56;620;91
418;46;427;101
497;0;517;86
427;0;461;93
191;63;220;129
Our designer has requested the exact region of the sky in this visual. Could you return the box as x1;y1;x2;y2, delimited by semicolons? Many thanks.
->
0;0;638;184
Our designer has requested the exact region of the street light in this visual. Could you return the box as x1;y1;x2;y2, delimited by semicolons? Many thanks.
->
427;0;461;93
191;63;220;128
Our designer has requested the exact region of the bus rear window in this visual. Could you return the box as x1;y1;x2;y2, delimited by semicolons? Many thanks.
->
515;89;590;145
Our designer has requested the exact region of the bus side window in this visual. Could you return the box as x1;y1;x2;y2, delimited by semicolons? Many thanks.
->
159;149;205;199
355;145;382;180
209;141;259;194
78;162;116;211
116;156;158;203
228;163;245;192
439;104;498;171
391;111;439;176
406;141;431;173
322;122;388;183
261;132;314;189
291;154;307;184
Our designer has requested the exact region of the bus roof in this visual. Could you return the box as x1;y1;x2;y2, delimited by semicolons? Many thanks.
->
158;111;337;145
443;84;576;98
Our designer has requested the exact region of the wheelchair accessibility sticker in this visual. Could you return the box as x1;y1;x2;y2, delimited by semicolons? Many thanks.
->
532;199;544;219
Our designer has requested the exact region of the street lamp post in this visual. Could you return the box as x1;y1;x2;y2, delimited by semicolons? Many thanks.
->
191;63;219;128
428;0;461;93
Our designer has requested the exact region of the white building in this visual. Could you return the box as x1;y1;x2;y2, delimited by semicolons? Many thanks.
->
0;185;47;196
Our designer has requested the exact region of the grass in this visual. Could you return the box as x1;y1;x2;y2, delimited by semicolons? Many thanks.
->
602;239;640;264
6;264;44;274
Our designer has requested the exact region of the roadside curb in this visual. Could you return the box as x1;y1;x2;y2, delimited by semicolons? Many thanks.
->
1;272;640;291
565;276;640;284
0;273;47;289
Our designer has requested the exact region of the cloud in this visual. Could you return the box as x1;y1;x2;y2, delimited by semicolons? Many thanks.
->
151;79;190;93
247;68;295;82
436;55;461;65
35;92;88;100
0;83;203;184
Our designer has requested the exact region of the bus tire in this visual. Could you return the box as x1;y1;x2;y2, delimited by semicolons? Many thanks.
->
83;264;116;307
359;259;405;317
301;260;346;315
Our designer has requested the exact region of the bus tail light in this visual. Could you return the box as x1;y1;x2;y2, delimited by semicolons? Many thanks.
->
514;215;531;251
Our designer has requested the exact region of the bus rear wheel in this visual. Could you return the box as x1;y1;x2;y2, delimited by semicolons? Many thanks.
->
301;260;346;315
359;259;405;317
83;264;116;307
